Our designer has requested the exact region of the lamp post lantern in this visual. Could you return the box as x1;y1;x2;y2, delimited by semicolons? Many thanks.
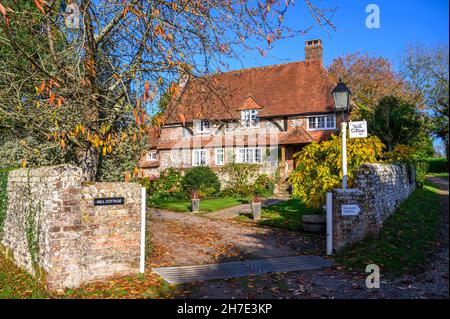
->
332;80;351;189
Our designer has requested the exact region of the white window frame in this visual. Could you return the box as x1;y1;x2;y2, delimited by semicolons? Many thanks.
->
215;148;225;166
236;147;262;164
192;149;208;166
307;114;336;131
194;119;211;134
241;110;259;128
146;151;157;161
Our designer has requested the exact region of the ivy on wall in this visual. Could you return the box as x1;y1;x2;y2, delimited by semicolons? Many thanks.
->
26;202;41;276
0;168;14;239
24;170;42;278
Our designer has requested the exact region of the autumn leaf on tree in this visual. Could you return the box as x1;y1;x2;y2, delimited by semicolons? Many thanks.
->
33;0;45;15
0;2;10;29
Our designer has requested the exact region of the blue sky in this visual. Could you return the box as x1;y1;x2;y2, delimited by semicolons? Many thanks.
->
224;0;448;153
228;0;449;70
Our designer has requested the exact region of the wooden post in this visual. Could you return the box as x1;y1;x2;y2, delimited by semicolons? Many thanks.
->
280;145;286;179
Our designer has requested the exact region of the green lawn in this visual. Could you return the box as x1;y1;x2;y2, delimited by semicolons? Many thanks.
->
236;199;323;231
148;197;249;212
336;180;444;277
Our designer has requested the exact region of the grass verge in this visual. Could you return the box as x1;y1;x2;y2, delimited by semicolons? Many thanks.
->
0;244;174;299
427;172;449;179
0;246;49;299
336;180;444;277
235;199;322;231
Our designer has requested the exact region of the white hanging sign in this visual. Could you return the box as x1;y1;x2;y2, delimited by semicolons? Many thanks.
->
349;120;368;138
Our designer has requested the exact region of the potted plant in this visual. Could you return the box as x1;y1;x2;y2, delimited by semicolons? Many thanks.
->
251;195;262;220
191;190;200;213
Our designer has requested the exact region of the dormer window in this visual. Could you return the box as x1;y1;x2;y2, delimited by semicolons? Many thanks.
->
241;109;259;128
194;119;210;134
146;151;157;161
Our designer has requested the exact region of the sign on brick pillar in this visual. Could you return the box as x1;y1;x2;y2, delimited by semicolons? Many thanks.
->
331;188;366;253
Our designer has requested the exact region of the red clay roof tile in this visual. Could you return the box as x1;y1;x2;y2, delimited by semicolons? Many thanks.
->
163;60;335;124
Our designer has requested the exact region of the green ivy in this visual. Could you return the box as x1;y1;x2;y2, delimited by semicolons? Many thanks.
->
25;202;40;275
0;168;14;240
23;170;41;278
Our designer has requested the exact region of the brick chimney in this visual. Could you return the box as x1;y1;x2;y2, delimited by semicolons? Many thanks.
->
305;39;323;63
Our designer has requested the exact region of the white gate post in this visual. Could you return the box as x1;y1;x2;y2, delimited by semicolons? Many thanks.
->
140;187;146;273
341;121;348;189
326;191;333;255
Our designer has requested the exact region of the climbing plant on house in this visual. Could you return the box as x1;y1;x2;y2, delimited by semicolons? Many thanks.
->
289;134;385;209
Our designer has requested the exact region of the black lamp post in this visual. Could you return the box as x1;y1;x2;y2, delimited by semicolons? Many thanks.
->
332;80;351;114
332;80;351;189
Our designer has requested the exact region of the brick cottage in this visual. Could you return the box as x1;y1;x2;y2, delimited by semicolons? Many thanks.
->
139;40;349;180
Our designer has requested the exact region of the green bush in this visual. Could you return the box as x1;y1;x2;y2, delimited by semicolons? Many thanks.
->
182;166;220;198
253;174;275;197
220;163;259;198
426;157;448;173
290;135;385;208
415;161;429;188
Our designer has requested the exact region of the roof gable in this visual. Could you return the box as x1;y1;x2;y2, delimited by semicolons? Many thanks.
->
237;95;264;111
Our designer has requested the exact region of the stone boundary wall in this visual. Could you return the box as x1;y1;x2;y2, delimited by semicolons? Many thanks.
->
1;165;142;291
332;163;416;252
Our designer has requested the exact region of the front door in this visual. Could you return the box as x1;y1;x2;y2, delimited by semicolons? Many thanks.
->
292;144;304;170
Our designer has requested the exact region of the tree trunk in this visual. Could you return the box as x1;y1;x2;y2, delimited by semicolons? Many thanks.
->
76;145;99;182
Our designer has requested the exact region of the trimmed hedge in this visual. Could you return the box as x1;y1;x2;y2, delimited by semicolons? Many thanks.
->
426;157;448;173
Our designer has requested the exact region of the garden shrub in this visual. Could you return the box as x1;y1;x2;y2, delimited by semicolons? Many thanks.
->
384;144;428;163
415;161;429;188
385;144;431;187
220;163;259;197
253;174;275;197
182;166;220;198
289;134;385;208
140;168;183;199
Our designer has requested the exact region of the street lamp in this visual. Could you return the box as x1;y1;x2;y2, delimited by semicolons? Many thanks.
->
332;80;351;189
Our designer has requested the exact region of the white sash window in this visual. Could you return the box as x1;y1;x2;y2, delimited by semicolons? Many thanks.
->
236;147;262;164
215;148;225;166
192;149;208;166
307;114;336;130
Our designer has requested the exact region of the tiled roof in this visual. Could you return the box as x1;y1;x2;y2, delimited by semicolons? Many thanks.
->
147;127;160;149
279;127;315;144
163;60;336;124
